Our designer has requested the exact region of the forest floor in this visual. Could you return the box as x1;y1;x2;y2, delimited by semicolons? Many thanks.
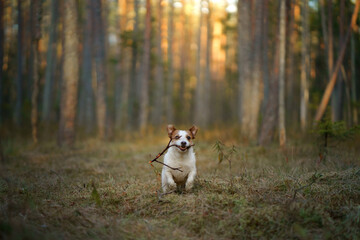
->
1;129;360;239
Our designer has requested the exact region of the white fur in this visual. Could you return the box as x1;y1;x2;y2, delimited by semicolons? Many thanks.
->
162;130;197;192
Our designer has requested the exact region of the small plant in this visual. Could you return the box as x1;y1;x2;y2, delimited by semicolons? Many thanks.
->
313;118;359;161
213;140;237;187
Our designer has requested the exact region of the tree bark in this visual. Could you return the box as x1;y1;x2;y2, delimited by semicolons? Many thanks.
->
300;0;310;131
31;0;42;144
279;0;286;147
314;0;360;122
79;0;95;132
331;0;345;121
166;0;175;123
152;0;164;126
237;0;252;136
351;34;358;125
139;0;151;131
42;0;58;123
0;0;4;123
128;0;140;129
194;4;203;125
259;0;278;146
58;0;79;146
92;0;107;139
15;0;23;125
249;0;263;139
203;0;212;128
114;0;126;129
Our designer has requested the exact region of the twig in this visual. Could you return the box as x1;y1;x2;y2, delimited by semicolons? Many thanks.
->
292;172;320;200
149;138;195;172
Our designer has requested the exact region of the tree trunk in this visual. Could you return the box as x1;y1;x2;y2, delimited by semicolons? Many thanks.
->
42;0;58;123
237;0;252;136
259;0;279;146
194;4;203;125
331;0;345;121
31;0;42;144
178;0;187;123
79;0;95;133
262;0;269;115
249;0;263;139
58;0;79;146
152;0;164;126
114;0;126;129
351;34;358;125
319;0;329;75
286;0;296;125
314;0;360;122
203;0;212;127
139;0;151;131
92;0;107;139
166;0;175;123
0;0;4;123
279;0;286;147
15;0;23;125
300;0;309;131
128;0;140;129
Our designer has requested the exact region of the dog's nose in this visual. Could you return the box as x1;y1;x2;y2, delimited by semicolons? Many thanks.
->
181;141;187;147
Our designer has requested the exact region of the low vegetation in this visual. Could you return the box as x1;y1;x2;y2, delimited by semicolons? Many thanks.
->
1;130;360;239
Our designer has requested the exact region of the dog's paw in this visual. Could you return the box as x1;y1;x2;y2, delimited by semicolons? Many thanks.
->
169;181;177;189
185;182;193;191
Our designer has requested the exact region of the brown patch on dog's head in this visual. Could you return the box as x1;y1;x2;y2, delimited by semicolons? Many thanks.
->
188;125;199;139
167;124;178;139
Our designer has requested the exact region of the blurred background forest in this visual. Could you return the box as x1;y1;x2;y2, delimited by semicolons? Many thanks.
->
0;0;360;146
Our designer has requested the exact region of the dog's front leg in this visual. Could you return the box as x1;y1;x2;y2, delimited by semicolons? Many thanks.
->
185;170;196;191
162;170;176;192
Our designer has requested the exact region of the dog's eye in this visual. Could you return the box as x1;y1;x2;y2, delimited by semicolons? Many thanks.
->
175;136;180;139
187;136;191;140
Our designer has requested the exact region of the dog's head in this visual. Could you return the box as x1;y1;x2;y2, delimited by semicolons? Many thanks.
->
167;124;198;152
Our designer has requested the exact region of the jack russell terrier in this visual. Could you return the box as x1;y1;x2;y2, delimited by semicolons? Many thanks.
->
162;124;198;192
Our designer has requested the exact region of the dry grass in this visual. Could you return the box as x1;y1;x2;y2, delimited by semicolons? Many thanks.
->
1;131;360;239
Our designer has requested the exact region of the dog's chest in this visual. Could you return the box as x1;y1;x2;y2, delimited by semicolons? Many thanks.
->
171;164;192;184
165;152;195;184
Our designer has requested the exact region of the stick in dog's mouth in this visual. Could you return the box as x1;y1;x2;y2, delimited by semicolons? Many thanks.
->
171;144;195;151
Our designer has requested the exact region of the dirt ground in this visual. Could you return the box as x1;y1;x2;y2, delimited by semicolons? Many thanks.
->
1;132;360;239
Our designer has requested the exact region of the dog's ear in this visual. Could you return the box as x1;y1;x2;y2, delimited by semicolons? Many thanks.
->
189;125;198;139
167;124;176;138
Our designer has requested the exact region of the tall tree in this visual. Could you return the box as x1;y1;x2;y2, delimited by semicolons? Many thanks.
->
300;0;309;130
237;0;252;137
152;0;164;125
0;0;4;122
249;0;263;139
42;0;58;123
166;0;175;123
30;0;42;143
128;0;140;129
351;34;357;125
14;0;23;125
139;0;151;131
194;3;203;125
92;0;107;139
203;0;212;127
279;0;286;147
332;0;345;121
259;0;279;145
114;0;127;129
315;0;360;122
58;0;79;146
78;0;95;132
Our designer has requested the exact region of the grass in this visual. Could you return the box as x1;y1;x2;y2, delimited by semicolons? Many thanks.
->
1;130;360;239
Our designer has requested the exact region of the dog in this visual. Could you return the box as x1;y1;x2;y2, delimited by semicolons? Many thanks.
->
162;124;198;193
